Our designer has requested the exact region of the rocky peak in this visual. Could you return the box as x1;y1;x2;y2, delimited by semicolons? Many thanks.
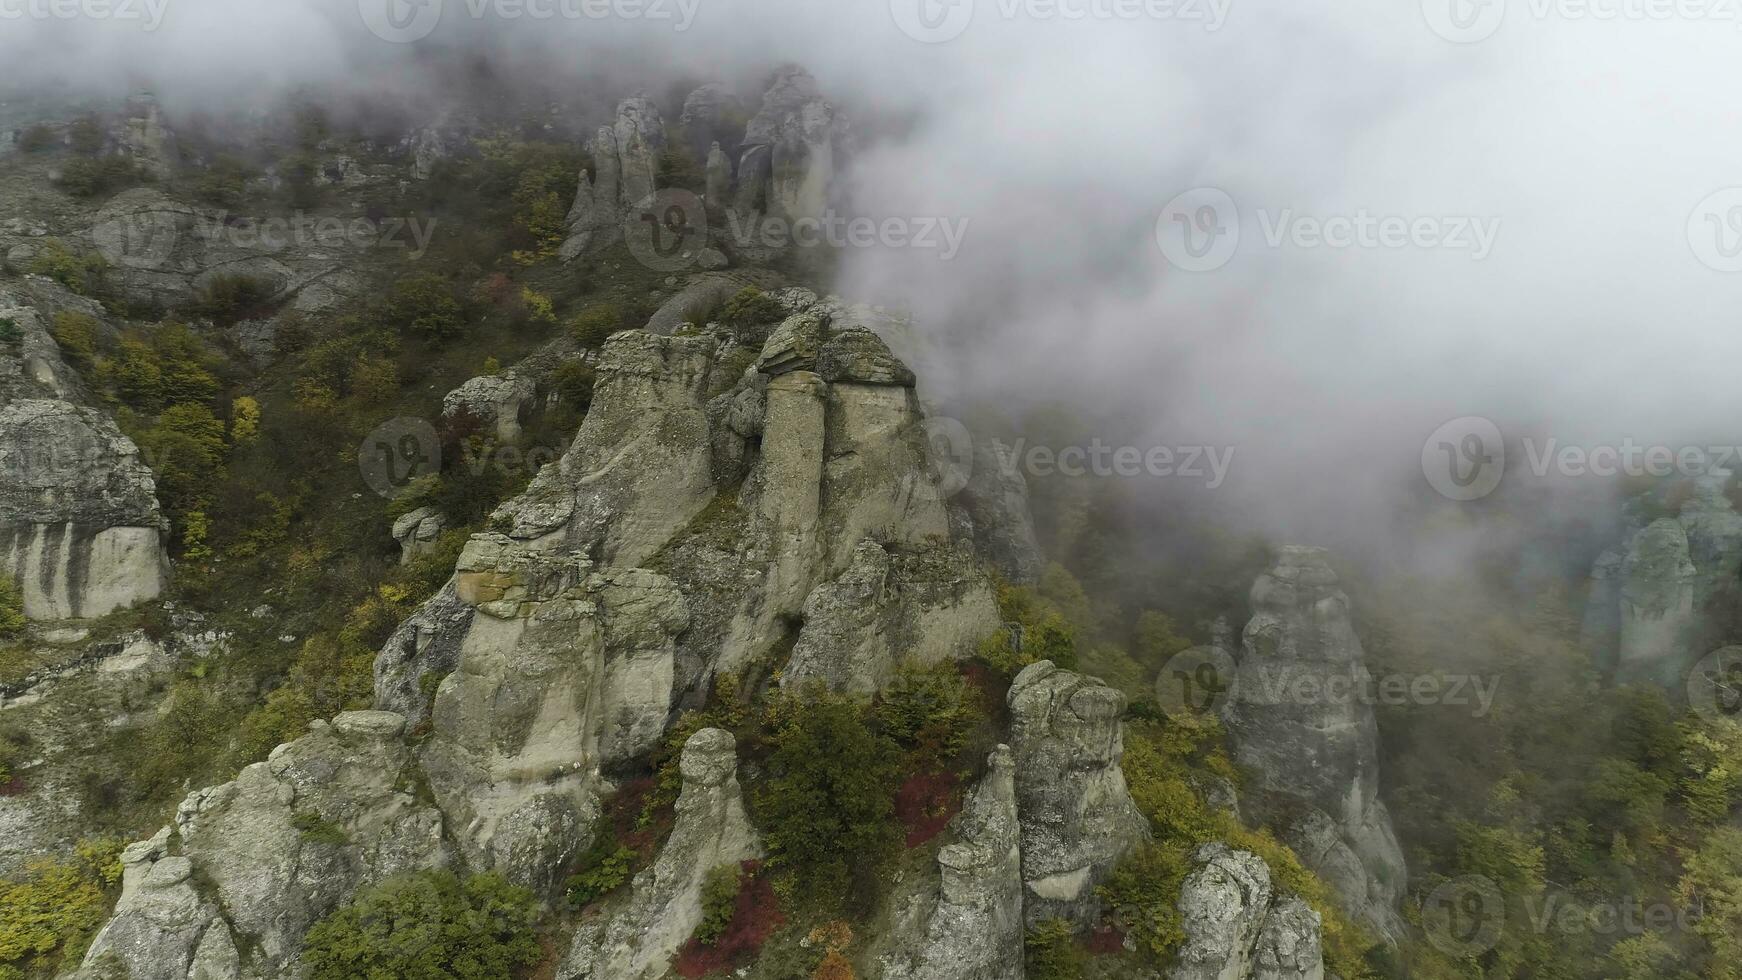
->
1173;844;1325;980
1226;547;1406;941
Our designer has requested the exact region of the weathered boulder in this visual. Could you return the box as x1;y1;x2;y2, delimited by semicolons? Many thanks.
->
1006;661;1149;925
0;399;168;620
372;576;474;721
1224;547;1406;940
390;506;447;565
882;746;1026;980
442;371;537;441
422;538;688;894
1173;844;1325;980
75;712;449;979
952;436;1045;585
558;728;761;980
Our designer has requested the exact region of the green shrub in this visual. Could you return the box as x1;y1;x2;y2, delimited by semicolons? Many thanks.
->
0;839;123;974
49;311;99;367
0;576;24;641
753;688;901;903
719;288;785;330
302;871;540;980
1023;919;1085;980
0;318;21;348
696;864;741;946
292;811;350;846
875;659;981;765
68;117;104;156
17;125;56;153
194;155;252;208
191;274;277;326
549;358;596;412
56;157;147;198
29;242;107;296
564;839;636;908
384;273;464;339
568;304;624;348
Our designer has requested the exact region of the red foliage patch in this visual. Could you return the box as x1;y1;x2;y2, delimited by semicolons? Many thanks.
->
609;776;673;859
0;774;25;797
895;769;962;848
673;861;784;978
1086;923;1126;955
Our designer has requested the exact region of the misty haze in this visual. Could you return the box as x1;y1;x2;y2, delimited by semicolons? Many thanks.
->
0;2;1738;979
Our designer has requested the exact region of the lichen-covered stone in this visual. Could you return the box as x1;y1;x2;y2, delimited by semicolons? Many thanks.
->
1007;661;1149;925
1173;844;1324;980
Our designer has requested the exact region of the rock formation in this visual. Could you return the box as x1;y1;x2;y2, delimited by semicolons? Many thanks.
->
558;728;761;979
390;506;448;565
952;436;1045;585
1224;547;1406;941
733;67;852;224
0;284;169;620
882;746;1026;980
442;371;538;442
1581;474;1742;688
71;712;449;980
1173;844;1325;980
560;96;667;261
1006;660;1150;925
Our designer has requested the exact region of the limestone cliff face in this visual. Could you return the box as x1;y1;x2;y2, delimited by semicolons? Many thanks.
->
735;67;852;224
1007;661;1150;926
1224;547;1407;941
560;96;668;261
0;284;168;620
558;728;761;980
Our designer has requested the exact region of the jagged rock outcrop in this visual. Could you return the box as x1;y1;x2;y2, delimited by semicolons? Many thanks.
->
560;96;667;261
679;83;745;166
558;728;761;980
443;371;538;442
1581;473;1742;687
122;93;177;178
1173;844;1324;980
882;746;1026;980
73;712;449;979
421;539;689;893
1224;547;1406;941
733;67;851;223
782;539;999;693
372;577;474;720
1007;661;1149;925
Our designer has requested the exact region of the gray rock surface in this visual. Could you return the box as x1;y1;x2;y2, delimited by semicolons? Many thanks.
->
74;712;449;979
735;67;851;223
1006;661;1149;925
1173;844;1324;980
1617;518;1699;687
953;436;1045;585
882;746;1026;980
1224;547;1406;941
390;505;447;565
558;728;761;980
561;96;666;261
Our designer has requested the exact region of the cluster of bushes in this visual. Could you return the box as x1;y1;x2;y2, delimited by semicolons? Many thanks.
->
0;838;123;978
0;317;21;348
55;157;148;198
301;871;540;980
26;241;107;297
0;576;24;643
